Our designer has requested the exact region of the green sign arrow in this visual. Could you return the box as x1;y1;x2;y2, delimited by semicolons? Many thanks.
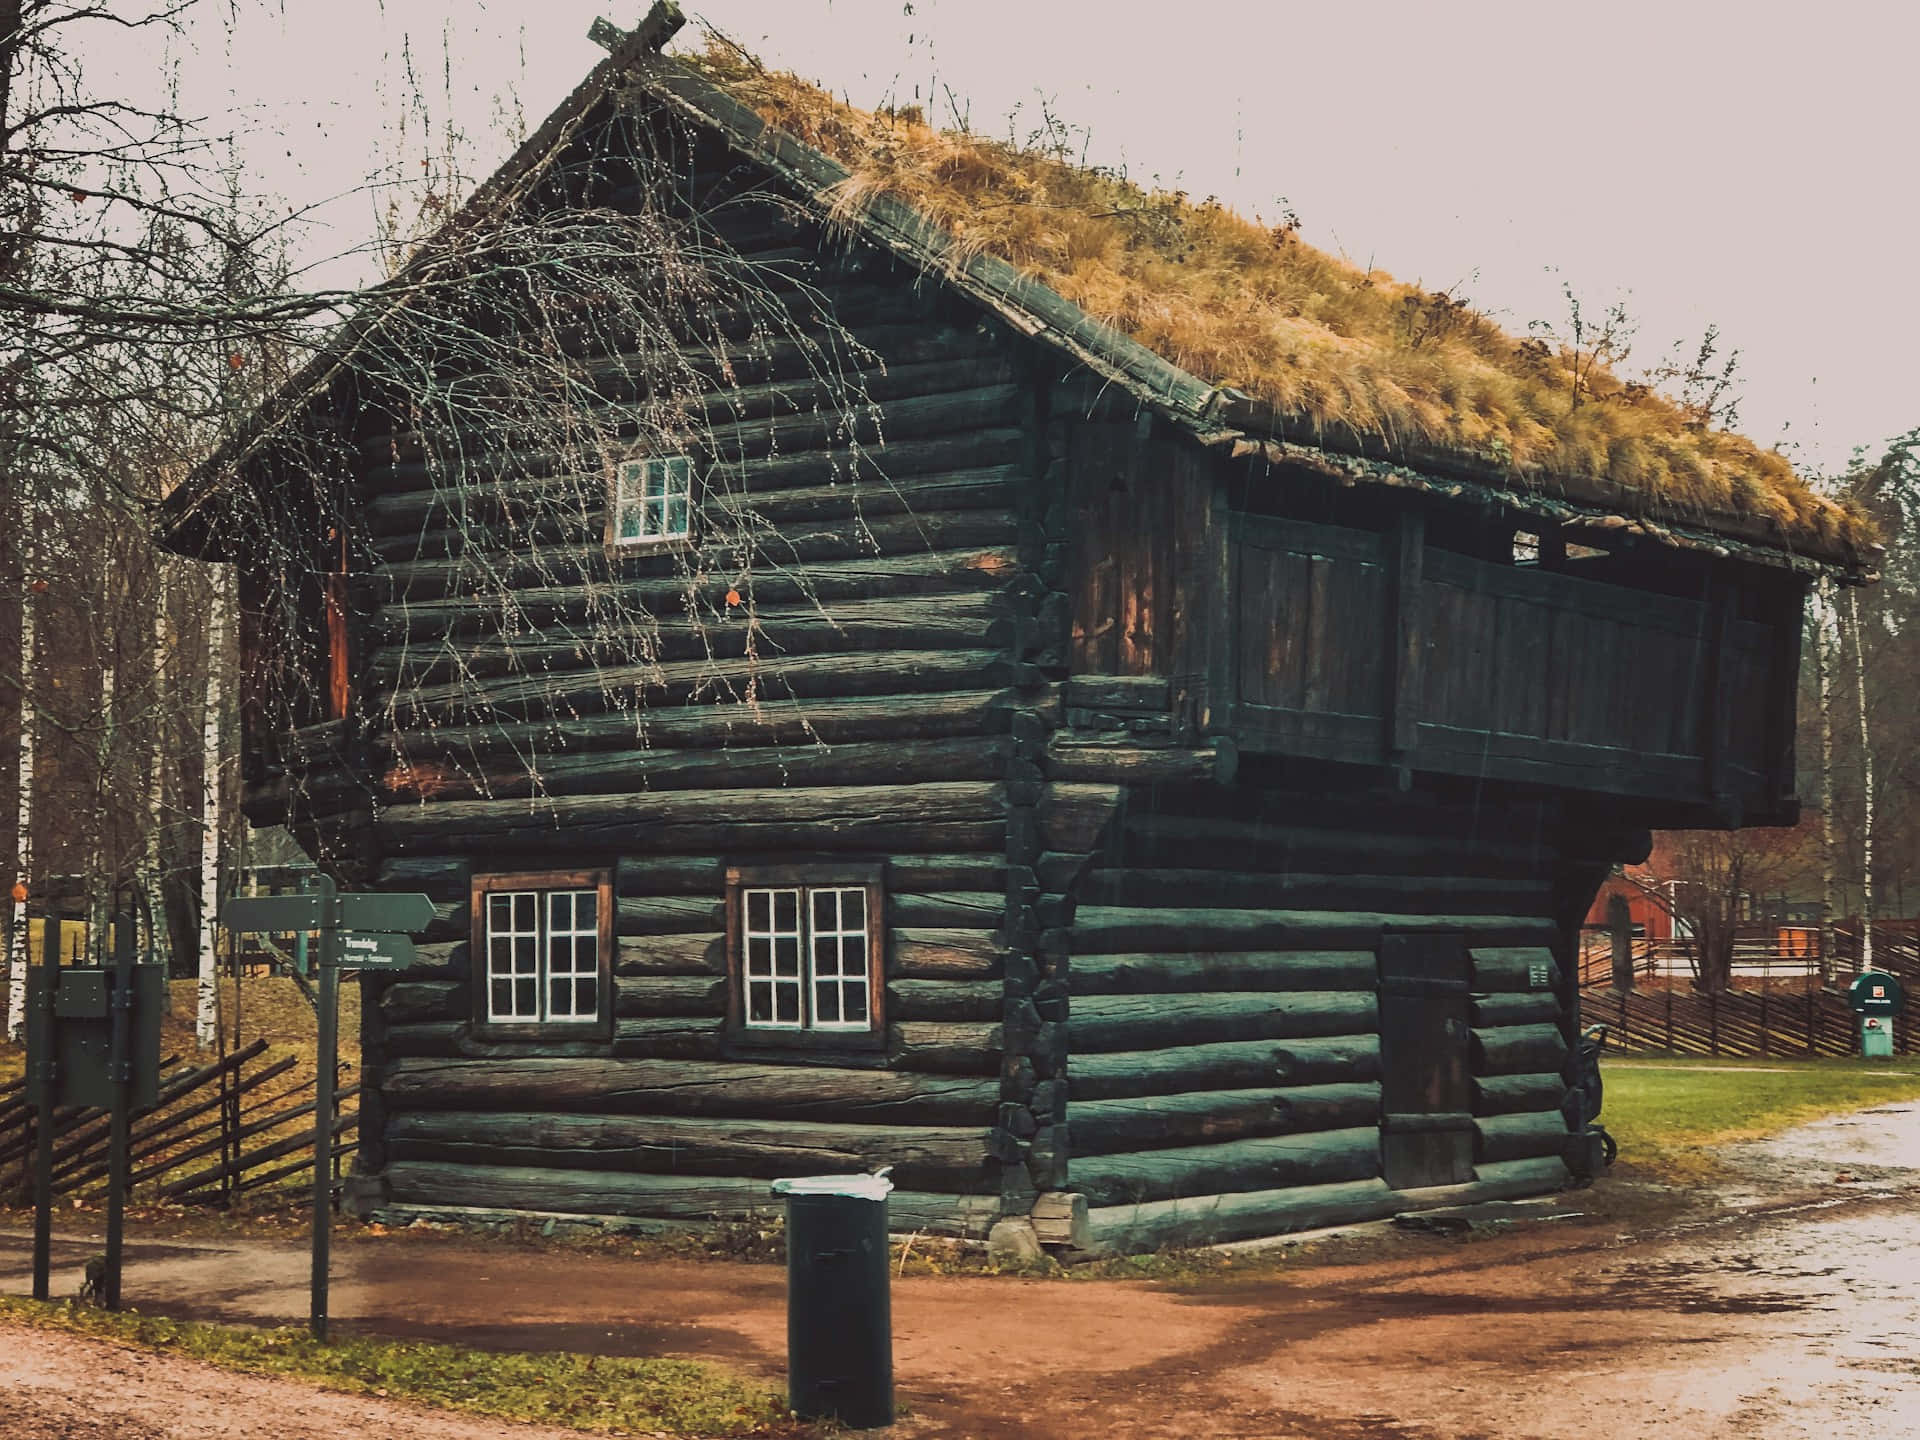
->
334;932;418;970
337;894;438;933
222;892;437;936
223;894;322;932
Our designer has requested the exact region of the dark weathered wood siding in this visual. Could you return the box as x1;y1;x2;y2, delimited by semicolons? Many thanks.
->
1040;783;1577;1252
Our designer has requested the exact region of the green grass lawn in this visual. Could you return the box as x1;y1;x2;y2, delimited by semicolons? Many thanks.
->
0;1296;799;1435
1601;1055;1920;1182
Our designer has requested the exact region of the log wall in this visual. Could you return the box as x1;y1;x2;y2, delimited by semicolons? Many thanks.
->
1036;781;1579;1253
304;118;1067;1237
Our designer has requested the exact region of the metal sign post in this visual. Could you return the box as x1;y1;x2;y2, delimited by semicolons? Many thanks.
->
103;911;135;1310
222;877;434;1341
29;911;58;1302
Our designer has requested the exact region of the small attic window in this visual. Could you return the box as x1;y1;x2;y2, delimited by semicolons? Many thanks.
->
1512;531;1540;565
611;456;694;545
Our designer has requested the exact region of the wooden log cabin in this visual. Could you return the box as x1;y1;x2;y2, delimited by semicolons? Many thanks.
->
160;8;1874;1253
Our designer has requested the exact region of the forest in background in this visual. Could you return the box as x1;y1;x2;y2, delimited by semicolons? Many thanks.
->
2;1;1916;1050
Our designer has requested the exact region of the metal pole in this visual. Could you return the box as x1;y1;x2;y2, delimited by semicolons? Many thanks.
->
31;905;60;1301
311;873;337;1342
103;909;135;1310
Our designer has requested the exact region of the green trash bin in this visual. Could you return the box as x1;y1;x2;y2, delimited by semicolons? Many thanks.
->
1847;971;1905;1059
773;1173;893;1428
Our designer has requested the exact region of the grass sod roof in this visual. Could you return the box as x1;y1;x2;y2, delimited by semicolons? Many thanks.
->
669;39;1872;567
165;12;1873;573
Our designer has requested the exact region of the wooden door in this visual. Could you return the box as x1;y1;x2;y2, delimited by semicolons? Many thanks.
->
1378;930;1474;1189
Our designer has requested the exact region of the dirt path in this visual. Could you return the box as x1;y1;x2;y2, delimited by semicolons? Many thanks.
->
4;1104;1919;1438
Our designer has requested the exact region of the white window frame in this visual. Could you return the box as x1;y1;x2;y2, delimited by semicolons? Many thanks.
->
474;874;610;1030
726;866;885;1048
611;455;695;546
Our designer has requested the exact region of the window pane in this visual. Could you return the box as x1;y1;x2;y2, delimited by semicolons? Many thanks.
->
549;976;569;1017
814;934;840;979
774;890;799;932
488;894;513;930
515;935;536;973
775;936;800;977
813;889;837;932
514;893;536;931
491;978;513;1016
814;981;841;1026
747;889;769;932
577;891;597;929
575;978;597;1015
515;977;537;1015
841;934;867;978
665;494;689;537
841;889;865;930
748;981;772;1023
775;985;800;1024
746;933;771;978
843;983;868;1024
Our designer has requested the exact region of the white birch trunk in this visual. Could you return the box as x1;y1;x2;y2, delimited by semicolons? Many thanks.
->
88;656;116;960
196;567;230;1048
1848;586;1874;969
6;569;35;1042
147;574;168;932
1815;583;1838;984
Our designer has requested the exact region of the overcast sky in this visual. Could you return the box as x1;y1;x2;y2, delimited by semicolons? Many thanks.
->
156;0;1918;478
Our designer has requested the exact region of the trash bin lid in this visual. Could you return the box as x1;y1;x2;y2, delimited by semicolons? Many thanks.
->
771;1173;894;1201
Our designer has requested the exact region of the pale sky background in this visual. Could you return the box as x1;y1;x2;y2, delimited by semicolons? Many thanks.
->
131;0;1918;479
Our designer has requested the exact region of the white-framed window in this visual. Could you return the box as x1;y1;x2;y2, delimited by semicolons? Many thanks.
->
472;871;611;1030
611;455;694;544
726;866;884;1046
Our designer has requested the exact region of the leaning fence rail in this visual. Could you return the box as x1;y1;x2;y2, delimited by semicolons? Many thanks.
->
2;1040;354;1207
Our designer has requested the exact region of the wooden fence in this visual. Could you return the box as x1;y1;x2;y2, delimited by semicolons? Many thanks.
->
1580;984;1910;1059
0;1040;356;1208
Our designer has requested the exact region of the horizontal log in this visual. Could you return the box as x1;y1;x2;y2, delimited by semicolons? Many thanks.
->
366;382;1024;494
1472;1024;1569;1076
1471;947;1562;993
1080;1155;1572;1253
1073;869;1556;915
617;934;724;976
387;736;1013;806
1472;992;1562;1027
372;597;1008;689
890;1021;1002;1075
377;509;1020;605
1067;908;1557;954
378;781;1008;855
364;429;1027;535
1045;741;1232;786
381;981;459;1025
1064;676;1170;712
1475;1111;1572;1165
891;928;1006;980
385;646;1019;727
381;1162;997;1236
888;891;1006;929
374;547;1026;648
383;1019;724;1063
1119;813;1553;878
1069;992;1377;1054
618;897;725;936
1039;784;1124;853
1069;1036;1381;1100
616;976;726;1018
886;979;1003;1022
381;1056;1000;1124
384;1111;991;1189
383;688;1023;772
1071;1083;1381;1157
1069;951;1376;995
1069;1127;1382;1207
1471;1072;1568;1116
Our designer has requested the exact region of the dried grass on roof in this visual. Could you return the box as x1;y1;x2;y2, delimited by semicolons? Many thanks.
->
689;44;1867;551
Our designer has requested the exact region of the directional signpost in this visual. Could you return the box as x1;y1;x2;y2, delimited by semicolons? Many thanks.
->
221;874;435;1341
